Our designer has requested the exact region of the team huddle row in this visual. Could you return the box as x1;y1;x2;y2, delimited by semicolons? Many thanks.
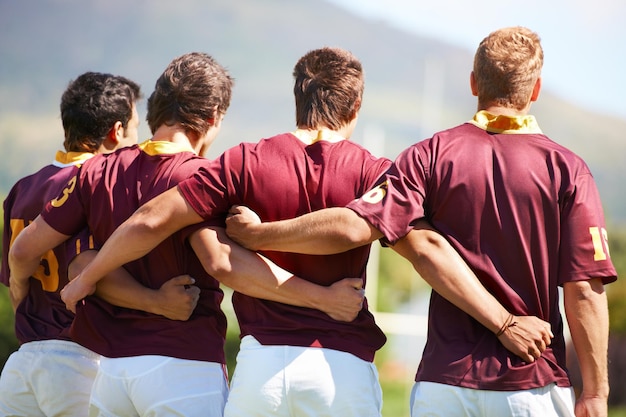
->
0;26;617;417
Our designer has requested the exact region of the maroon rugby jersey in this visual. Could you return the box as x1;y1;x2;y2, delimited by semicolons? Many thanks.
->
178;132;391;361
1;152;94;343
41;141;226;363
349;111;618;389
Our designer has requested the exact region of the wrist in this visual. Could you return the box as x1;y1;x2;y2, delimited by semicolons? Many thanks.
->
247;223;270;251
306;285;329;311
496;313;518;337
580;385;610;400
141;288;162;315
484;308;512;334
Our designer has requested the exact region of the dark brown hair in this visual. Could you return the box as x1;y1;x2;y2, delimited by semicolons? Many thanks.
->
293;47;363;130
61;72;141;152
147;52;234;136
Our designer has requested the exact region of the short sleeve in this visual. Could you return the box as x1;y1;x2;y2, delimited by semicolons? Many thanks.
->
348;144;429;244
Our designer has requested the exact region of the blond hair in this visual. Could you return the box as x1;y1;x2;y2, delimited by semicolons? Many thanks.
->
473;26;543;110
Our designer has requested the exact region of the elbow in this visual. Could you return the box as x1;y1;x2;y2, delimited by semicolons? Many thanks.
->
393;228;455;273
126;205;168;236
336;209;375;247
8;239;30;267
564;278;606;301
206;260;233;280
411;229;449;258
200;248;234;281
563;278;606;303
8;230;44;266
341;228;371;248
8;237;42;278
563;278;608;325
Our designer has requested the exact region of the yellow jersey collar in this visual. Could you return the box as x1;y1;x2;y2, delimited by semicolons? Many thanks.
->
292;129;346;145
138;139;196;155
469;110;543;134
53;150;95;167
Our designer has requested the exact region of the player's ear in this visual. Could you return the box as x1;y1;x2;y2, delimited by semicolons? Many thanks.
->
350;97;362;120
207;105;222;128
107;121;124;144
530;77;542;102
470;71;478;97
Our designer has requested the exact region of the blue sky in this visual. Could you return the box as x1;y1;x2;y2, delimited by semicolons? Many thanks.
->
328;0;626;120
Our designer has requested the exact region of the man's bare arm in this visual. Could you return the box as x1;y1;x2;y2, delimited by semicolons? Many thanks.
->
189;227;364;322
69;250;200;321
226;205;377;254
8;216;70;311
391;224;553;363
564;278;609;417
61;186;203;311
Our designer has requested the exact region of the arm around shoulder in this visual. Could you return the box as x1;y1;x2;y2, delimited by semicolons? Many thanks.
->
226;205;379;254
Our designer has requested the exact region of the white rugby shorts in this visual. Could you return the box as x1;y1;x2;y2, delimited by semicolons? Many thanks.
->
0;340;99;416
410;380;575;417
224;335;383;417
89;355;228;417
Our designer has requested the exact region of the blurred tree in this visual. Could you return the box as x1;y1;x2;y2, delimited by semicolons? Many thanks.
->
605;226;626;406
0;217;20;369
606;226;626;334
0;286;18;369
376;246;429;312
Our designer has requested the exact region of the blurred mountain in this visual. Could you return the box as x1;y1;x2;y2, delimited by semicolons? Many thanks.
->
1;0;624;225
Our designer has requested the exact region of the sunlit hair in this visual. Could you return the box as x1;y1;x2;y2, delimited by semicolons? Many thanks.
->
293;47;364;130
61;72;141;152
147;52;234;136
473;26;543;111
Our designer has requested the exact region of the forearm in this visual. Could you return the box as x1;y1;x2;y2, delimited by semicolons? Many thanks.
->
564;279;610;399
229;256;330;308
78;188;203;287
70;250;160;314
59;217;167;312
73;250;199;320
7;249;39;311
229;207;379;254
8;251;43;287
393;222;553;362
392;226;509;333
191;227;326;307
76;224;157;288
193;228;363;321
97;275;162;313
